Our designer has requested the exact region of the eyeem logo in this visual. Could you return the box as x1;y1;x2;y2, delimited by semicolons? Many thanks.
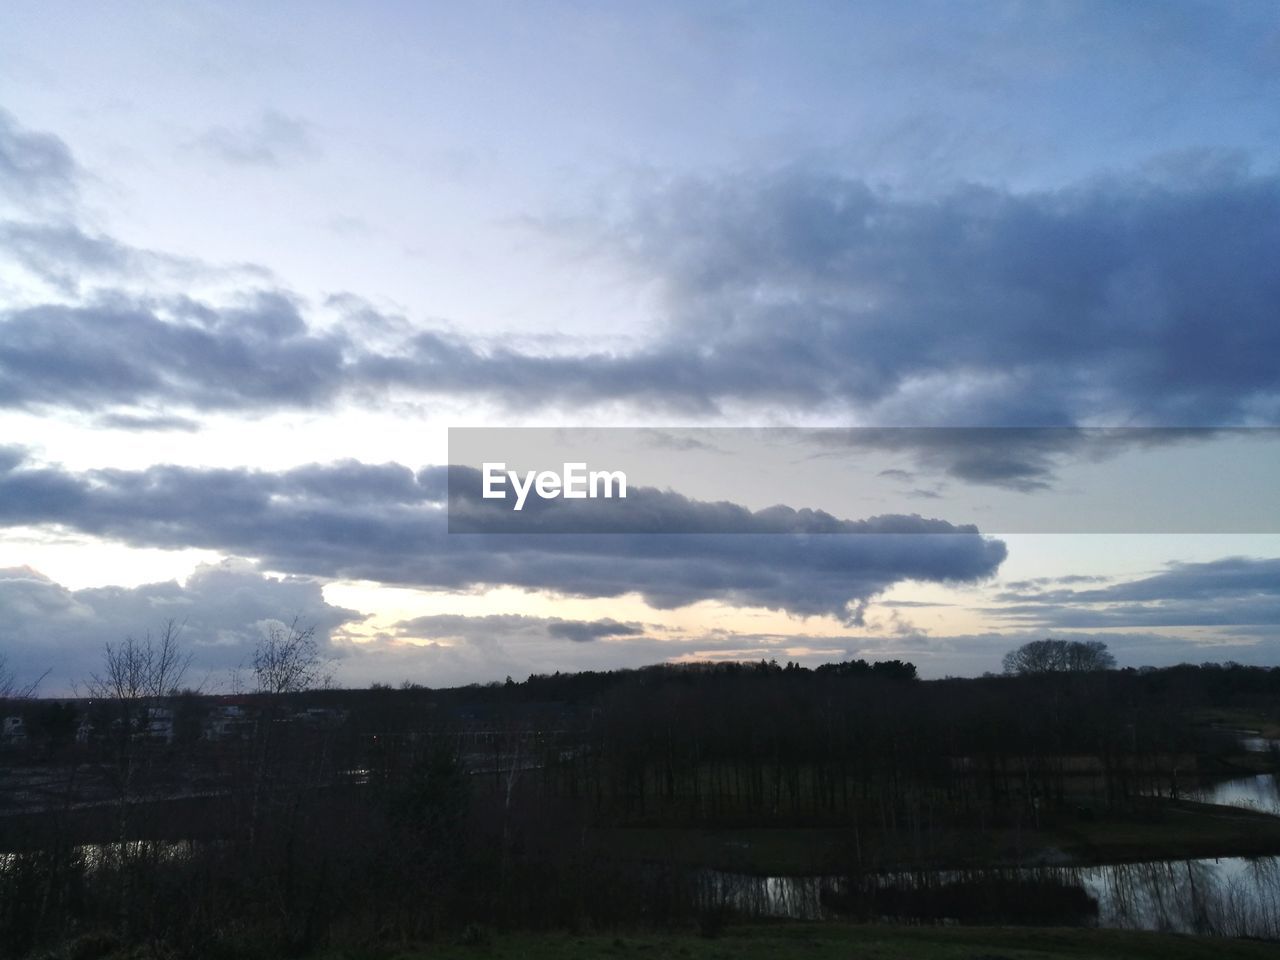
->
482;462;628;511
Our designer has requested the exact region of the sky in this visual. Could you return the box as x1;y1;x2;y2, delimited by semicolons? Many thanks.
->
1;1;1279;693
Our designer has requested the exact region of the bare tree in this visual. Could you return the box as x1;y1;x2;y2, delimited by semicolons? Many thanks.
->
75;621;193;897
84;619;193;702
247;619;331;842
0;652;47;700
253;618;330;696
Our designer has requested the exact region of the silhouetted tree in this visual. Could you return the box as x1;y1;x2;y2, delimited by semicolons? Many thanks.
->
1002;638;1115;675
253;618;330;695
0;652;47;700
83;619;192;703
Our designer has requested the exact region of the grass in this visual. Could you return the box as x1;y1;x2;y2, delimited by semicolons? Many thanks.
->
337;923;1279;959
1194;708;1280;740
1057;797;1280;863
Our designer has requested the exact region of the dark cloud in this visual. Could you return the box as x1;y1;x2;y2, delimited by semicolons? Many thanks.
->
546;618;644;643
1002;574;1112;590
190;111;319;167
0;222;138;292
3;123;1275;431
449;463;989;534
805;426;1232;492
394;613;644;645
993;556;1280;629
0;560;362;692
584;170;1280;427
0;222;268;295
640;430;726;454
0;109;78;211
0;451;1006;621
93;412;201;432
0;293;348;412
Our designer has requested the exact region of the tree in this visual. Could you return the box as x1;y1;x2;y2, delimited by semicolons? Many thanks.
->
0;653;46;700
247;619;331;844
253;618;329;695
84;619;192;703
1002;638;1115;675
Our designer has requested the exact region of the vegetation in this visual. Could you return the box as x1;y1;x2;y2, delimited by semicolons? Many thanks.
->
1003;638;1117;675
3;632;1280;957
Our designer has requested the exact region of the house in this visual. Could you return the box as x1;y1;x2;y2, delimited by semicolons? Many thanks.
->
1;716;27;745
202;703;255;741
144;706;176;743
292;706;346;728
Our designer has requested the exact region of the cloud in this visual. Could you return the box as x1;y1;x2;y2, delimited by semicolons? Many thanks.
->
0;221;269;296
93;412;201;432
546;618;644;643
0;222;138;292
190;111;319;167
0;560;362;693
393;613;644;645
0;109;78;212
0;451;1007;621
339;618;861;689
2;133;1277;431
448;464;991;534
575;168;1280;427
0;292;348;412
804;426;1233;491
992;556;1280;629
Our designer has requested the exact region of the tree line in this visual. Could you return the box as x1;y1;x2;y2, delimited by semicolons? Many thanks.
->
2;631;1278;956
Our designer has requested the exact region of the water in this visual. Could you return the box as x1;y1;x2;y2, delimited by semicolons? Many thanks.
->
5;838;1278;938
700;856;1280;938
1237;733;1279;754
0;839;195;873
1189;773;1280;813
1148;729;1280;813
1186;730;1278;812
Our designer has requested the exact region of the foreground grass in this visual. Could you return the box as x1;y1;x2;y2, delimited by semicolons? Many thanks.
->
345;923;1277;960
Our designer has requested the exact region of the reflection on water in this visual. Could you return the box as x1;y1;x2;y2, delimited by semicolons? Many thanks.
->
1183;728;1278;812
1238;734;1279;754
696;872;831;921
7;839;1277;939
1189;773;1280;813
1149;729;1280;813
1087;857;1280;937
701;856;1280;938
0;840;195;873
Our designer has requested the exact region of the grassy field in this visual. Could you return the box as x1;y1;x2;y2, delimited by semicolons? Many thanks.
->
344;923;1278;959
1059;798;1280;862
1194;708;1280;740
